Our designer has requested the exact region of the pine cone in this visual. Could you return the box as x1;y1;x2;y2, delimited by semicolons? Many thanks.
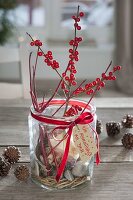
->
14;165;29;181
3;146;21;164
0;157;11;177
122;133;133;149
106;122;121;137
96;120;103;134
122;114;133;128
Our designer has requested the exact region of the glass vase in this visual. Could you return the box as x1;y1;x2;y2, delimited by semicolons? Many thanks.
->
28;99;97;190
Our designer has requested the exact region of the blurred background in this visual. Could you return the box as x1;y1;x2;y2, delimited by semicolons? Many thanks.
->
0;0;132;99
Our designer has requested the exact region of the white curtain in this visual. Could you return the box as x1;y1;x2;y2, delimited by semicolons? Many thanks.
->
115;0;133;95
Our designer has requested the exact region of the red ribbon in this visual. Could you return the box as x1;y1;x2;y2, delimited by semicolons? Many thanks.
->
30;99;100;182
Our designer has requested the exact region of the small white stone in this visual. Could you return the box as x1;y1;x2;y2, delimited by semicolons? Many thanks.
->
64;170;74;181
34;162;39;176
72;161;88;177
47;154;53;164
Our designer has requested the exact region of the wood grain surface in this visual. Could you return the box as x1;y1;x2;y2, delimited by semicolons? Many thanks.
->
0;100;133;200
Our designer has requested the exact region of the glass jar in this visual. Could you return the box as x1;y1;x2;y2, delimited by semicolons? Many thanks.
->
28;99;97;190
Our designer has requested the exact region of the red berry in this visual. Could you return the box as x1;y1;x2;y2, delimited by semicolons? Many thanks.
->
75;57;79;61
44;59;48;63
116;66;122;70
69;49;73;53
65;89;69;93
86;91;91;95
69;60;74;65
73;90;78;95
69;40;74;45
77;26;81;30
109;72;113;76
45;54;49;58
79;87;83;91
69;54;73;59
35;40;40;46
108;76;112;80
112;76;116;80
75;51;79;55
96;78;100;82
76;17;80;22
48;51;52;55
97;86;101;91
105;76;109;80
102;73;106;78
62;73;66;77
53;60;56;64
74;23;78;27
79;12;84;17
65;76;69;81
30;41;34;46
72;15;76;20
85;84;89;90
77;106;82;111
113;66;117;72
75;37;79;41
49;56;53;60
70;74;74;79
47;61;51;66
38;51;43;56
71;66;75;70
90;89;94;94
55;63;59;68
72;81;77;86
38;42;42;46
75;105;79;109
100;82;105;87
61;83;65;89
78;37;83;42
73;69;77;74
74;42;78;47
92;81;97;86
88;83;93;88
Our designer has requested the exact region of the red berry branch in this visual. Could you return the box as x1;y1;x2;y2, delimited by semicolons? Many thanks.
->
52;61;122;117
60;6;85;114
27;6;122;116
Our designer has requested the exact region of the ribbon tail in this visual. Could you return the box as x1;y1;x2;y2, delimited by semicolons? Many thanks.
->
89;124;100;165
95;129;100;165
96;151;100;165
56;127;73;182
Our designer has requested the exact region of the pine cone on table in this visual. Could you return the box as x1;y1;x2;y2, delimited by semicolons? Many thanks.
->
3;146;21;164
96;120;103;134
122;114;133;128
0;157;11;177
14;165;29;181
122;133;133;149
106;122;121;137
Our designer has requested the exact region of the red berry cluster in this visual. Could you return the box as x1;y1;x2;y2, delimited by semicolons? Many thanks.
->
73;65;122;96
64;105;82;117
30;41;60;70
30;40;42;47
69;37;82;49
61;12;85;93
44;51;60;69
72;11;84;31
101;65;122;81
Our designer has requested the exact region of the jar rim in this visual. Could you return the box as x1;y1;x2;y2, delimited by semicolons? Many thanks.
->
30;98;96;121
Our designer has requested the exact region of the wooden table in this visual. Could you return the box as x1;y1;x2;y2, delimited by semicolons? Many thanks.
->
0;98;133;200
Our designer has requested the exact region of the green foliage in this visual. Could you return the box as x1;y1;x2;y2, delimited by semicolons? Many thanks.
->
0;0;17;45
